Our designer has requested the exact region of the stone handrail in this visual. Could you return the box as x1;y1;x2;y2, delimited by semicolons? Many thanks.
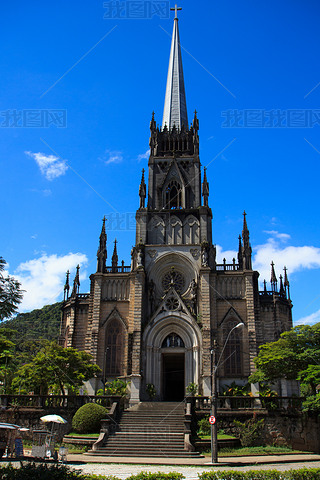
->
188;395;305;412
0;394;122;410
91;401;121;451
184;400;194;452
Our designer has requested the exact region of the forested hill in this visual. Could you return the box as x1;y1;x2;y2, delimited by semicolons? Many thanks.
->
2;302;62;346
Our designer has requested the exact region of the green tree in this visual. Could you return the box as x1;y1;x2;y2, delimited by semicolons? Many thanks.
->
0;257;24;320
249;323;320;412
250;323;320;392
12;341;101;395
0;328;17;393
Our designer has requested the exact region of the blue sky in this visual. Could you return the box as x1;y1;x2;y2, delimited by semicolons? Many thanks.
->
1;0;320;326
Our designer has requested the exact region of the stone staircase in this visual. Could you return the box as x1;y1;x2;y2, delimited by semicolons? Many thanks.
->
89;401;202;458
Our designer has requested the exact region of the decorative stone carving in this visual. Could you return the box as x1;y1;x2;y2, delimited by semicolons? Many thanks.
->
148;279;155;312
147;250;157;259
190;248;200;259
201;247;208;267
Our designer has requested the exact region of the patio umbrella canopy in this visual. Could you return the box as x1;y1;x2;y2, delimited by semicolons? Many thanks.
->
0;423;21;430
40;415;67;424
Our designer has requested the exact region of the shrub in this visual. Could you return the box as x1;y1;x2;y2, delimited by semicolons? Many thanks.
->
105;378;129;396
126;474;183;480
197;416;211;436
186;382;198;395
0;462;84;479
199;470;320;480
146;383;156;400
72;402;108;433
302;394;320;414
221;381;251;396
233;417;265;447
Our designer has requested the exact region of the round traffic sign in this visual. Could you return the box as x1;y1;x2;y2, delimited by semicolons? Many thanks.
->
209;415;216;425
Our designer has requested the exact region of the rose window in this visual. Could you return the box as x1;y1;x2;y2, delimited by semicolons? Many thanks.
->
165;296;179;311
162;270;185;293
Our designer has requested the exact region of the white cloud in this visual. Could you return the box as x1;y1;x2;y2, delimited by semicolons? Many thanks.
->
137;149;149;162
216;245;238;264
14;253;88;312
100;150;123;165
295;309;320;326
26;151;68;180
253;233;320;283
263;230;291;241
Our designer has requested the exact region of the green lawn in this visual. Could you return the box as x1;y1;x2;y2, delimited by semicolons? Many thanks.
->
200;434;237;440
203;445;305;457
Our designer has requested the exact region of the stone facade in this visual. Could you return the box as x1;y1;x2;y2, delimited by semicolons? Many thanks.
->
59;14;294;403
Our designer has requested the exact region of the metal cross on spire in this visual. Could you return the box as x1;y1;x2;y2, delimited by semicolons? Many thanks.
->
171;3;182;19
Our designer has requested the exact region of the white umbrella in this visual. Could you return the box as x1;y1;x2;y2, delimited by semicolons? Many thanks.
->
0;423;20;430
40;415;67;424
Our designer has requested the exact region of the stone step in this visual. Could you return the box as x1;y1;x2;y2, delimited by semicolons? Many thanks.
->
118;424;184;434
89;401;201;458
128;402;184;411
106;437;184;444
89;451;202;458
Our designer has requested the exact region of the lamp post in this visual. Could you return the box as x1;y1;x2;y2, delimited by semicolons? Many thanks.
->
210;322;244;464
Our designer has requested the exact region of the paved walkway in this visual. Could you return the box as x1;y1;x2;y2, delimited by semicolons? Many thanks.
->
65;453;320;479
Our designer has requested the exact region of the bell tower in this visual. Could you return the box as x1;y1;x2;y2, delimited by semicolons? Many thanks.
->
136;6;214;253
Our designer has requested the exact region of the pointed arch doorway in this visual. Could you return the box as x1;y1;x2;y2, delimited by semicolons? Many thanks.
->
162;332;185;401
143;314;201;402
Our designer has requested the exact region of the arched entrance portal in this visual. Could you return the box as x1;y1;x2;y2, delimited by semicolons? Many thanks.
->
143;313;202;401
162;333;185;401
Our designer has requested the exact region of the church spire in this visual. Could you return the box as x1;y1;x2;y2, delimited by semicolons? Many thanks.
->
64;270;70;301
279;274;285;296
71;265;80;297
284;266;291;300
162;4;188;129
97;216;107;273
241;211;252;270
139;168;146;209
112;239;118;273
202;166;209;207
270;261;277;292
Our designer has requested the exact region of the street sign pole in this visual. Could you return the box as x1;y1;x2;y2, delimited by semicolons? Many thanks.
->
211;342;218;464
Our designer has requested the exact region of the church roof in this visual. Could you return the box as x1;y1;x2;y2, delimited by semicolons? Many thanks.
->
162;11;188;129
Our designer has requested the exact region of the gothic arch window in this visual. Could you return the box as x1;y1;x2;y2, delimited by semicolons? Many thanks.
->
183;215;200;244
147;216;165;244
223;320;242;375
165;180;182;209
105;318;124;376
162;333;185;348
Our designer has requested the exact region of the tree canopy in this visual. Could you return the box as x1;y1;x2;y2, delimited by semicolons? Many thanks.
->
0;257;23;321
249;323;320;397
12;341;101;395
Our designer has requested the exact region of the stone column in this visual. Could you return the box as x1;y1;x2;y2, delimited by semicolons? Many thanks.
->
200;268;212;396
90;276;103;364
130;269;145;405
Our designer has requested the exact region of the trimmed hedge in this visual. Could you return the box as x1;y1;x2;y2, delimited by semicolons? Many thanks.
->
126;474;183;480
1;464;320;480
198;468;320;480
0;463;84;479
72;402;108;433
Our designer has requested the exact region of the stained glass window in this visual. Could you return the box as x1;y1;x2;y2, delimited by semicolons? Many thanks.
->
162;333;185;348
223;321;242;375
105;319;124;376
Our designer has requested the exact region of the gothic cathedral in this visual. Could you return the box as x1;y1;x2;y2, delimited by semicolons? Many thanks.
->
59;11;293;403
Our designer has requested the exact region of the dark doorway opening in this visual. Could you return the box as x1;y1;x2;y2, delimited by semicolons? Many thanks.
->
162;353;185;401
